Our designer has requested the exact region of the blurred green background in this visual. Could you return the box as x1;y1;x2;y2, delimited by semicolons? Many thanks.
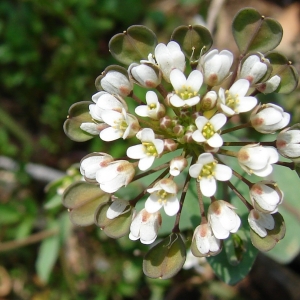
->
1;0;300;299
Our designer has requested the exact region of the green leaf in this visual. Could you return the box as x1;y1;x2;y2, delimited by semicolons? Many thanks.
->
171;25;212;63
265;52;299;94
94;202;133;238
109;25;157;65
62;181;110;226
232;7;283;54
250;212;285;252
63;101;94;142
143;233;186;279
36;229;60;283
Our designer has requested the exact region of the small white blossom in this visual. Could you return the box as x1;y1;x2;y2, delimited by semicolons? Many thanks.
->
106;198;129;219
276;126;300;158
135;91;165;120
154;41;185;82
239;55;268;84
95;160;135;193
218;79;257;116
192;223;221;256
199;49;233;86
129;63;161;88
145;178;179;216
237;144;279;177
100;70;133;97
200;91;217;111
208;200;241;239
189;153;232;197
129;209;162;244
169;69;203;107
250;181;283;214
250;103;290;134
126;128;164;171
80;153;113;180
192;113;227;147
100;108;140;141
248;209;275;237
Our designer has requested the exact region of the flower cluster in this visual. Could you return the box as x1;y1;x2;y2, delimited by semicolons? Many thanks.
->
63;17;299;279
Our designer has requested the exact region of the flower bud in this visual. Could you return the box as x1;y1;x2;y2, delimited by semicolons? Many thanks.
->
106;198;130;219
256;75;281;94
239;54;269;84
250;103;290;134
129;209;162;244
100;70;133;97
129;63;161;88
159;115;172;130
200;91;217;111
163;139;178;152
173;124;185;136
169;156;188;176
237;144;278;177
199;49;233;86
248;209;275;237
250;181;283;214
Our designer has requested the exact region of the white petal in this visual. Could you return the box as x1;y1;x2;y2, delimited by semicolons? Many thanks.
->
207;134;223;147
140;128;155;142
197;153;214;164
170;94;186;107
200;177;216;197
138;156;155;171
229;79;249;97
210;113;227;131
192;130;206;143
170;69;187;91
214;164;232;181
195;116;209;130
186;70;203;92
210;214;230;239
126;144;146;159
189;164;202;178
237;97;257;113
100;127;123;141
107;199;128;219
184;96;200;107
164;197;180;216
135;105;149;117
145;195;163;213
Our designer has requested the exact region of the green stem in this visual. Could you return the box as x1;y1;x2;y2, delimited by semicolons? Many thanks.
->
221;122;251;135
131;163;169;182
196;180;207;224
172;173;191;233
227;181;253;211
218;148;238;158
275;161;295;170
232;169;253;188
156;83;168;99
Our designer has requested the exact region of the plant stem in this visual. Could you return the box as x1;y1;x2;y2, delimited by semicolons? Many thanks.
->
132;163;169;182
221;122;251;135
227;181;253;211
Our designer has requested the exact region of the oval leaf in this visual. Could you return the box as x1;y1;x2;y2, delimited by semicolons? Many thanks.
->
265;52;299;94
232;8;283;54
94;202;133;238
62;181;110;226
143;233;186;279
64;101;94;142
109;25;157;65
171;25;212;62
250;212;285;252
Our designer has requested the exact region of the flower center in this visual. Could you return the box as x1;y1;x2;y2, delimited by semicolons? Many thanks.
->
114;118;128;131
157;189;171;204
148;103;157;110
143;142;158;156
198;161;217;179
225;90;239;111
176;85;197;100
202;122;215;139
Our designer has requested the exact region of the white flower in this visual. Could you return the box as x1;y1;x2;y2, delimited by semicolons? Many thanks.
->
250;103;290;134
208;200;241;239
199;49;233;86
154;41;185;82
80;152;113;181
169;156;188;176
135;91;165;120
256;75;281;94
237;144;279;177
276;126;300;158
106;198;129;219
89;92;127;122
239;55;268;84
169;69;203;107
126;128;164;171
192;223;221;256
217;79;257;116
100;70;133;97
129;209;162;244
100;108;140;141
95;160;135;193
250;181;283;214
145;178;179;216
248;209;275;237
192;113;227;147
189;153;232;197
128;63;161;88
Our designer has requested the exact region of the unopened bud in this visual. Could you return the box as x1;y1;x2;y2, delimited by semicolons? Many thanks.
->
173;124;185;136
129;63;161;88
160;116;172;130
170;156;188;176
163;139;178;152
200;91;217;111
